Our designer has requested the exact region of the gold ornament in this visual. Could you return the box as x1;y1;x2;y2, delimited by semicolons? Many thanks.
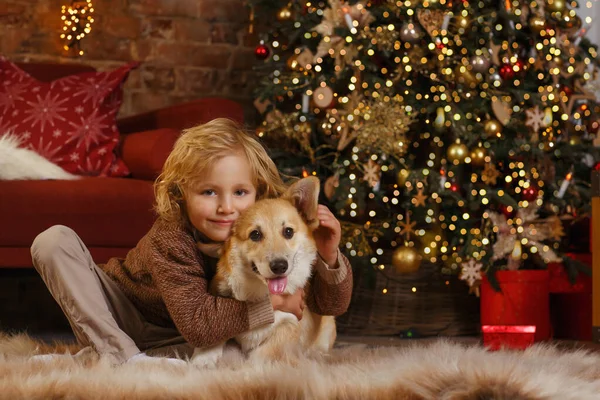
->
546;0;566;13
412;187;428;207
529;16;546;34
433;107;446;130
447;140;468;164
560;14;581;31
277;5;293;21
454;65;478;89
255;125;266;138
453;14;472;33
470;143;487;166
392;246;421;273
287;54;302;71
397;168;410;186
482;163;500;185
418;231;441;259
484;119;502;137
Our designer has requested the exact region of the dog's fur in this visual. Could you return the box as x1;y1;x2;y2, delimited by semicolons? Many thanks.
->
0;133;78;180
3;333;600;399
192;176;336;365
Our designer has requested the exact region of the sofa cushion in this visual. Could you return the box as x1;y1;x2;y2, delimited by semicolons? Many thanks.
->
0;58;138;177
0;178;156;248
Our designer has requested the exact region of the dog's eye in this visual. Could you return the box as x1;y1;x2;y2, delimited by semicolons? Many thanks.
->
249;230;262;242
283;227;294;239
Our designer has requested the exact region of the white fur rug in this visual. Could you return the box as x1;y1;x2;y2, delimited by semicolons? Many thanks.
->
0;133;78;180
1;334;599;399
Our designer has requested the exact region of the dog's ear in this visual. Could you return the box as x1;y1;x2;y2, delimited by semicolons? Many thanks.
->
283;176;320;230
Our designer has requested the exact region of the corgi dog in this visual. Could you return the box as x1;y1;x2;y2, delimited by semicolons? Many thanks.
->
192;176;336;365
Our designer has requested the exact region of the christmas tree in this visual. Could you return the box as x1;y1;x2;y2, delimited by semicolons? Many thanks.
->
249;0;600;293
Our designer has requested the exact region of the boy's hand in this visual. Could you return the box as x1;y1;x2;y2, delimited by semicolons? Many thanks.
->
271;288;305;321
313;205;341;267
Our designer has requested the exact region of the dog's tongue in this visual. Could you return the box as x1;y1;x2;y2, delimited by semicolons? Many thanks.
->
268;277;288;294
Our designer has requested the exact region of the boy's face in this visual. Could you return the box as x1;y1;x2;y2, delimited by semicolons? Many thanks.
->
184;153;257;242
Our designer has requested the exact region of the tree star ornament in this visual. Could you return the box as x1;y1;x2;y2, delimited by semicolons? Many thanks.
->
363;159;381;188
460;258;483;296
412;187;428;207
482;163;500;185
398;212;416;238
525;106;545;132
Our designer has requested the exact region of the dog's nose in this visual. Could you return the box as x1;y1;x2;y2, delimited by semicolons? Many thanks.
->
269;259;288;275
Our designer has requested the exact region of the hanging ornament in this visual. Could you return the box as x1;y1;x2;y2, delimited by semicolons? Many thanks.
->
313;85;335;109
397;168;410;186
546;0;566;13
482;163;500;185
499;204;516;219
324;174;340;200
287;54;302;70
460;259;483;296
399;21;423;43
484;119;502;137
525;106;545;132
521;185;539;201
433;107;446;131
499;63;515;80
454;65;478;89
363;159;381;188
470;55;491;74
492;98;512;126
529;15;546;34
277;5;293;21
255;41;270;60
392;246;421;273
453;14;472;34
447;140;468;164
470;143;487;166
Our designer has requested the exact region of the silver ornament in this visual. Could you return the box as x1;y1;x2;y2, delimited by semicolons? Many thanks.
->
470;55;491;74
400;22;422;44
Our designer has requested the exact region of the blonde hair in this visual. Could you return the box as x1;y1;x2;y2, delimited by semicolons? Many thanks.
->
154;118;287;225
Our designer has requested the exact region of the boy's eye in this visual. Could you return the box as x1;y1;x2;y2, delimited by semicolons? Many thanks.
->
283;227;294;239
249;230;263;242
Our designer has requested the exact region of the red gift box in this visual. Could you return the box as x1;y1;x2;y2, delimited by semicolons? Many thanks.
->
482;325;536;351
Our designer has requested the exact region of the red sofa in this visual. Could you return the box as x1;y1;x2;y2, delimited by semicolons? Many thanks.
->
0;62;244;268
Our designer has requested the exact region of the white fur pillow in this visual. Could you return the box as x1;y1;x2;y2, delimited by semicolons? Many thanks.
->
0;134;79;180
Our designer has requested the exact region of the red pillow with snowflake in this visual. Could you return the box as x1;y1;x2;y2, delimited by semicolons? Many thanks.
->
0;58;139;177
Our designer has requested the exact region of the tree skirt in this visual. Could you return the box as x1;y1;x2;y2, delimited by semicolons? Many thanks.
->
1;333;599;399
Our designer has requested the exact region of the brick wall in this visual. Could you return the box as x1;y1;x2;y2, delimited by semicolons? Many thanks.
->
0;0;259;118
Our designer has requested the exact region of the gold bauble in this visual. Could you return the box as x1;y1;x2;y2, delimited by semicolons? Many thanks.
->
470;144;487;166
529;16;546;34
397;168;410;186
454;65;478;88
255;125;266;138
454;14;472;32
447;141;468;164
392;246;421;273
546;0;566;13
484;119;502;137
568;135;582;145
287;54;301;70
560;14;581;31
418;231;441;259
277;6;293;21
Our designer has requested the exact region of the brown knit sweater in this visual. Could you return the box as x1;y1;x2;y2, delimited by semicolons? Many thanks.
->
100;217;353;349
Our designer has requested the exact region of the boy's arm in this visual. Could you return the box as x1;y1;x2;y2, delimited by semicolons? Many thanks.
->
148;228;274;348
305;249;353;316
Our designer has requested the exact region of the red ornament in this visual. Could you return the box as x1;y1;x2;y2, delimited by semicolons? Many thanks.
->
499;204;515;218
587;119;600;135
593;161;600;171
449;183;459;192
499;63;515;80
436;42;445;50
561;85;573;97
521;186;539;201
255;42;270;60
514;58;525;75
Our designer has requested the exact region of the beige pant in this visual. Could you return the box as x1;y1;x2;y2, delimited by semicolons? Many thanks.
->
30;225;194;365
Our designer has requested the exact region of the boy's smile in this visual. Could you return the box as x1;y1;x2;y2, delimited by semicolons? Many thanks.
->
184;152;257;242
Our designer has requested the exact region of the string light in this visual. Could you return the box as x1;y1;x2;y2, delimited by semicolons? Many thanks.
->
60;0;94;56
